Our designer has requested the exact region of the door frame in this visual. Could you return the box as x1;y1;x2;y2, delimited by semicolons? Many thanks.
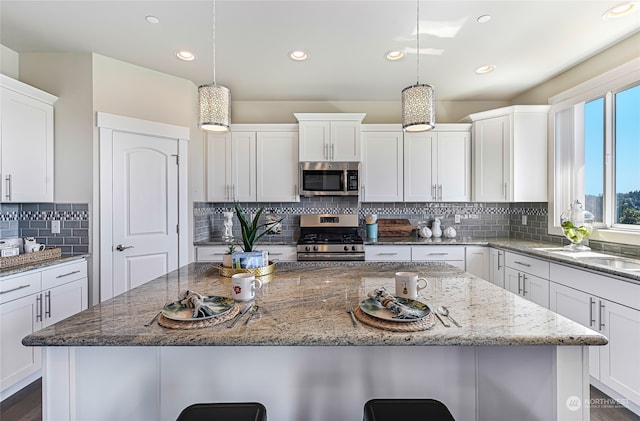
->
97;112;189;302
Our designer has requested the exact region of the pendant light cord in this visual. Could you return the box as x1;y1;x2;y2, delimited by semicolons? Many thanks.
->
212;0;217;85
416;0;420;84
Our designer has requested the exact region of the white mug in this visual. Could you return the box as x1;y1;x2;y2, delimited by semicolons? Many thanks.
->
231;273;263;301
25;243;45;253
395;272;427;299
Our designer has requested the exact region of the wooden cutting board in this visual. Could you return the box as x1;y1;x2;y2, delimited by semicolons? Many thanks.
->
377;219;416;237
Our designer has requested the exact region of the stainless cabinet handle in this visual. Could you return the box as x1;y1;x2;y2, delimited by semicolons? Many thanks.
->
116;244;134;252
45;291;51;318
497;251;502;270
589;297;596;327
378;252;398;256
522;274;528;296
330;143;335;161
4;174;11;201
56;270;81;279
432;184;436;199
0;284;30;295
514;261;531;267
324;143;329;160
36;294;42;322
438;184;443;201
517;273;523;295
428;252;448;256
270;253;283;256
599;301;605;330
504;182;507;200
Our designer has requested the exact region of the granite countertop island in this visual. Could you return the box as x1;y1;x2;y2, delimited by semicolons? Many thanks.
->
25;261;606;347
27;261;604;421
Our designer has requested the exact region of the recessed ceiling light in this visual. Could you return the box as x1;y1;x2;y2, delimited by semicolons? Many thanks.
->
145;15;160;24
602;2;638;19
475;65;496;74
176;51;196;61
289;50;310;61
477;15;492;23
385;50;405;61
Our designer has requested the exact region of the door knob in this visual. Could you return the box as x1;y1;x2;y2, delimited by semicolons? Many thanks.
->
116;244;134;252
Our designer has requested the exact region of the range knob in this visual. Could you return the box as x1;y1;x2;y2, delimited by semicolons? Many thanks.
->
305;246;311;252
313;246;318;251
344;246;349;251
351;245;358;251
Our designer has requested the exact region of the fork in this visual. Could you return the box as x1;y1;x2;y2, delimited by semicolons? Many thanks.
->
346;301;358;328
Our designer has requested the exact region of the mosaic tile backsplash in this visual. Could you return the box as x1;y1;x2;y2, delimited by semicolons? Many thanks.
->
195;198;640;258
0;203;89;255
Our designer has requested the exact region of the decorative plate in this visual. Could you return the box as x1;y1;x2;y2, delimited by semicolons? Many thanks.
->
161;296;235;321
359;296;431;323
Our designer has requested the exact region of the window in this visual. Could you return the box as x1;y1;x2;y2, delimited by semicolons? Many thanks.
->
549;59;640;244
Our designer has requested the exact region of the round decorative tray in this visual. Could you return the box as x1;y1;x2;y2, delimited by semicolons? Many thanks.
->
215;260;276;278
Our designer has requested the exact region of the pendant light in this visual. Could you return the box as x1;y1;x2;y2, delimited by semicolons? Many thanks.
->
198;0;230;132
402;0;435;132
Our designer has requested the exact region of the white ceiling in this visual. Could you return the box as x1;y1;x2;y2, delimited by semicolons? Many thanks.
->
1;1;639;102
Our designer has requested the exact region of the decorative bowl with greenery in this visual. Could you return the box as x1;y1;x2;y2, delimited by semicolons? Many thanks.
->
234;202;284;253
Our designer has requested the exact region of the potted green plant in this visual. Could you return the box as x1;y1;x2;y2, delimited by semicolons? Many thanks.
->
234;202;283;253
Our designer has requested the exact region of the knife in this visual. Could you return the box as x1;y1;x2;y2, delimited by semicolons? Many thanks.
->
228;302;254;328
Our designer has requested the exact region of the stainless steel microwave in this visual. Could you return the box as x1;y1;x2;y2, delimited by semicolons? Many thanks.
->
299;162;360;196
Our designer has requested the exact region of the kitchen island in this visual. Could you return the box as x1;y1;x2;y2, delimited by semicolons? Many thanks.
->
24;261;606;421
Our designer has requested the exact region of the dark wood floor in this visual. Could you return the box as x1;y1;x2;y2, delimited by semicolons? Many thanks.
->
1;378;639;420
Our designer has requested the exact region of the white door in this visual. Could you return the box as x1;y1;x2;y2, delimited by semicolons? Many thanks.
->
111;131;178;296
231;132;256;202
256;131;299;202
473;116;509;201
437;131;471;201
404;132;436;201
361;131;403;202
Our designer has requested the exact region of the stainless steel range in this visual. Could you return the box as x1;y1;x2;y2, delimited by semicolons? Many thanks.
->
297;214;364;261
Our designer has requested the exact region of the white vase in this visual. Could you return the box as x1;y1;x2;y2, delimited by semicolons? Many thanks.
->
431;218;442;238
444;226;457;238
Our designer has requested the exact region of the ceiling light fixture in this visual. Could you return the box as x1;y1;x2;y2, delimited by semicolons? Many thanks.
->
401;0;435;132
198;0;231;132
386;50;405;61
602;2;638;19
477;15;491;23
176;51;196;61
475;64;496;74
145;15;160;24
289;50;309;61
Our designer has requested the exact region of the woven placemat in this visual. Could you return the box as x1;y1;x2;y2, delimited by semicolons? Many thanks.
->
157;303;240;329
353;305;437;332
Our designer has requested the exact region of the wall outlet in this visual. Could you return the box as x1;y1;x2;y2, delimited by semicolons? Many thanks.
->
522;215;527;225
454;214;461;224
51;220;61;234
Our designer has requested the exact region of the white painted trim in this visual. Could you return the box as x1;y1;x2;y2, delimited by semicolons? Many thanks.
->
229;123;297;132
362;123;471;132
97;112;189;141
294;112;366;122
98;127;114;301
466;105;550;122
0;74;58;104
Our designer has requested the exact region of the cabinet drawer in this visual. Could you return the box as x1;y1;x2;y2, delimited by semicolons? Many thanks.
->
196;246;229;262
365;246;411;261
262;246;297;262
505;252;549;279
42;260;87;289
411;246;465;261
0;272;41;304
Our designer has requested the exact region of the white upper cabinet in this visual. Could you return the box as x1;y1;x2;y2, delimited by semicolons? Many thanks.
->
404;126;470;202
295;113;365;162
0;75;58;203
206;131;257;202
256;131;300;202
468;105;549;202
361;129;403;202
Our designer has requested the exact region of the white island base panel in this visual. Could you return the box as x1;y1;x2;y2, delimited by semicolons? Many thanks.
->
43;345;589;421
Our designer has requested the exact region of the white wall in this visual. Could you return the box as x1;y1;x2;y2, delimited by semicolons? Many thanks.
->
0;44;19;79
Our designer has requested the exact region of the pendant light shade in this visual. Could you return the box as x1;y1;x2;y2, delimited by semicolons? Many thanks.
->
199;84;230;132
199;0;230;132
402;83;435;132
401;0;435;132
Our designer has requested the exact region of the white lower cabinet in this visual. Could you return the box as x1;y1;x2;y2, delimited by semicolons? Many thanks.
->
411;246;465;270
489;248;505;288
549;263;640;409
0;258;87;398
465;246;490;280
195;245;297;262
504;252;550;308
365;245;411;262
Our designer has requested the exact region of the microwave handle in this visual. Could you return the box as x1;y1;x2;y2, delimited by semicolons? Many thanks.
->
343;170;348;192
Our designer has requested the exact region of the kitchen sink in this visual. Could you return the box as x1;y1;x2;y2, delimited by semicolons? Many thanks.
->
580;256;640;271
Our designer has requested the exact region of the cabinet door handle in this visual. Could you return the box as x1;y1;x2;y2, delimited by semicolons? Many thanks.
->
517;273;523;295
522;274;528;296
330;143;335;161
513;261;531;267
589;297;596;327
293;184;297;199
56;270;81;279
599;301;605;331
428;252;448;256
36;293;43;322
503;182;507;200
432;184;436;199
378;252;398;256
4;174;11;201
497;252;502;270
270;253;283;256
45;291;51;318
0;284;30;295
324;143;329;160
438;184;443;201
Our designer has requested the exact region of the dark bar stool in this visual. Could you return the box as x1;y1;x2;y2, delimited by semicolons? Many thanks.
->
176;402;267;421
363;398;456;421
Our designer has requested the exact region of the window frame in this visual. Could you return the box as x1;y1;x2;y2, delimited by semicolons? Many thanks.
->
548;58;640;246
